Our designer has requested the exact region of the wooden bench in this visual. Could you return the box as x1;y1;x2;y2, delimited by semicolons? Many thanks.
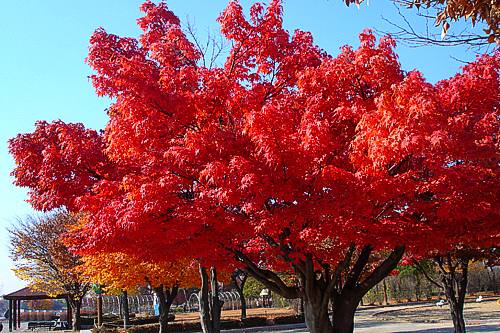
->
27;319;58;331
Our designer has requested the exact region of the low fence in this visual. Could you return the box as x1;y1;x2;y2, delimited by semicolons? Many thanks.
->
3;266;497;323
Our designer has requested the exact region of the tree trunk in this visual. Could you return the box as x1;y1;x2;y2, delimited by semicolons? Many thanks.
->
97;294;103;328
487;267;497;293
382;279;389;305
448;292;466;333
238;289;247;320
435;255;469;333
330;246;404;333
122;290;130;329
231;269;248;320
68;298;82;332
199;266;223;333
414;274;421;301
331;292;360;333
153;284;179;333
235;245;404;333
303;290;333;333
199;266;211;333
210;267;222;333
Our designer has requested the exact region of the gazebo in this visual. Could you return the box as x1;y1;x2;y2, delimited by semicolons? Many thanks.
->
3;287;72;332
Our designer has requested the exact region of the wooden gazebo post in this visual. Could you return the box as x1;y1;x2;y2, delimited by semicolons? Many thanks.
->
17;300;21;329
8;299;12;332
12;298;16;330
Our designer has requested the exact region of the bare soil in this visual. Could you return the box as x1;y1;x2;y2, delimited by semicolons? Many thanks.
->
174;307;295;323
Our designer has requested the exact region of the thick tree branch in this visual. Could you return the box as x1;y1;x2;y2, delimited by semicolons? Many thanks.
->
345;245;373;289
358;246;405;294
233;249;299;299
412;259;443;289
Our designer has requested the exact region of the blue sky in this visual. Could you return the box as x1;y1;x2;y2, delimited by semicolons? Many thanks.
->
0;0;482;293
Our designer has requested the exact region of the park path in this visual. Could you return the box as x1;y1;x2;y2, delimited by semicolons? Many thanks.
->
219;301;500;333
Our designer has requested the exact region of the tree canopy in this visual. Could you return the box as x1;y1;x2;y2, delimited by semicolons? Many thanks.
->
8;1;500;333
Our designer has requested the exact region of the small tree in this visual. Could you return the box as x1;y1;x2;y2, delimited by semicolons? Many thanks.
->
81;252;198;333
231;269;248;320
9;211;90;331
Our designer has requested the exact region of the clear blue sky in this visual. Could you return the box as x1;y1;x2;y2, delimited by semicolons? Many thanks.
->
0;0;481;293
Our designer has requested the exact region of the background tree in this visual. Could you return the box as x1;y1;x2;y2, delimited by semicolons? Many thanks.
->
398;260;436;301
413;249;500;333
8;211;90;331
81;252;198;333
231;269;248;320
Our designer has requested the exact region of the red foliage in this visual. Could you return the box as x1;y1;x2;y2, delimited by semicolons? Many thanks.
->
9;1;499;275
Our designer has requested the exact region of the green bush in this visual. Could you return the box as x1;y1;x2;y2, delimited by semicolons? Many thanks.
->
92;314;301;333
271;314;305;325
242;316;268;327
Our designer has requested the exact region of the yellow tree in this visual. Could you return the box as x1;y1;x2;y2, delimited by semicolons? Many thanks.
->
9;211;90;331
80;252;198;333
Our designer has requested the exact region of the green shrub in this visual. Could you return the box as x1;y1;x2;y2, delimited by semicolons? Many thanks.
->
272;314;305;325
93;314;301;333
242;316;267;327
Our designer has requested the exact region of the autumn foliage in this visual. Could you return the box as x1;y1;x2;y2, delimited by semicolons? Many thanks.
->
80;253;198;292
8;1;499;333
9;211;90;330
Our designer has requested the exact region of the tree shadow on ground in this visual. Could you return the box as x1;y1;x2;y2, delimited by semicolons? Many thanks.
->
394;323;500;333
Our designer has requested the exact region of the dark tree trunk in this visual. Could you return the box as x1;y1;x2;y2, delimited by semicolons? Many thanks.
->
68;297;82;332
447;291;466;333
239;290;247;320
153;284;179;333
199;266;224;333
199;266;211;333
330;246;403;333
231;269;248;320
122;290;130;329
432;255;469;333
331;292;359;333
97;294;103;328
414;273;421;301
396;279;402;303
235;244;405;333
382;279;389;305
303;289;333;333
210;267;223;333
416;256;467;333
487;266;497;293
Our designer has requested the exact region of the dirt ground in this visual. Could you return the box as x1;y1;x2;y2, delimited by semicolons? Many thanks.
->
174;307;295;323
375;297;500;323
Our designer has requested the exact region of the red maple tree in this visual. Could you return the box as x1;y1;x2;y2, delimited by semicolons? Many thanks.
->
9;2;499;333
351;53;500;333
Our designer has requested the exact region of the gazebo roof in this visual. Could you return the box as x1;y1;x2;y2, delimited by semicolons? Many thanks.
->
3;287;67;301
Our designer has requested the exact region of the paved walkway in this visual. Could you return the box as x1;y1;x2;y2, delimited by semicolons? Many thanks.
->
221;301;500;333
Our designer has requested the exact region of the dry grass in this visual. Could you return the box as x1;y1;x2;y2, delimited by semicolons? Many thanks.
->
174;307;295;323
